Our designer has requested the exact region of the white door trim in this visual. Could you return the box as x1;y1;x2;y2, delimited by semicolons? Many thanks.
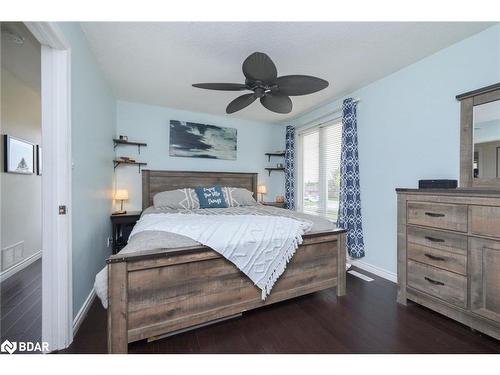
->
25;22;73;352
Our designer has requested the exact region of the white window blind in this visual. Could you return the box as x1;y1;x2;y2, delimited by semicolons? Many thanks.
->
299;120;342;221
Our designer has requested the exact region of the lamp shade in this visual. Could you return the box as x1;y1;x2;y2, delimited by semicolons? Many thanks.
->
114;189;129;201
257;184;267;194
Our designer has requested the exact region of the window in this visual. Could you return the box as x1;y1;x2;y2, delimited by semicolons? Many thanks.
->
299;120;342;221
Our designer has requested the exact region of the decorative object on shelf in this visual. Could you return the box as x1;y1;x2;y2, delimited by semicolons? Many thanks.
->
113;138;147;154
169;120;237;160
3;135;35;174
257;184;267;202
118;135;128;141
285;125;296;210
265;151;285;162
276;195;285;203
119;156;136;163
36;145;42;176
113;189;129;215
277;163;283;168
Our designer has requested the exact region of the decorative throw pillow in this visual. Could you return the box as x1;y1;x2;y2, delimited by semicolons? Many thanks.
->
222;187;258;207
153;188;200;210
195;186;228;209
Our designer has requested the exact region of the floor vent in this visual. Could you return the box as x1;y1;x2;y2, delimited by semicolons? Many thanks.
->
348;270;374;282
1;241;25;271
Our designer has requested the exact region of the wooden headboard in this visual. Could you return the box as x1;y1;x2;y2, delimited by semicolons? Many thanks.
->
142;170;258;209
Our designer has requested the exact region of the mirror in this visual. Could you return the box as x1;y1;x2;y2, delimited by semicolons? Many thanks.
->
473;100;500;179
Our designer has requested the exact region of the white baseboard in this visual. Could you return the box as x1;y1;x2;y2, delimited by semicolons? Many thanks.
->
350;259;397;283
0;250;42;283
73;288;96;337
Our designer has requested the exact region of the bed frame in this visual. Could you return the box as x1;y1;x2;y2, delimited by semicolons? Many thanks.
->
107;170;347;353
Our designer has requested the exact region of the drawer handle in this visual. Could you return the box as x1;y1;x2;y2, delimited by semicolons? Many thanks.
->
424;236;445;243
424;276;444;286
424;253;446;261
424;212;445;218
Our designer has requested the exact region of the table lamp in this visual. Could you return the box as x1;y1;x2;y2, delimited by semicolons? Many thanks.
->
257;184;267;202
113;189;129;215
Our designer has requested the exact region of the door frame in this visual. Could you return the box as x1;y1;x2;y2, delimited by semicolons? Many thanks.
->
25;22;73;352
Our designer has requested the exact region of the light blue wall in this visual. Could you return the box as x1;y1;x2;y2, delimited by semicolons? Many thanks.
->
292;24;500;274
57;23;116;318
115;100;286;210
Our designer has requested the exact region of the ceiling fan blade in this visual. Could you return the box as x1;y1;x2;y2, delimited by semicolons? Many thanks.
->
226;93;257;114
260;93;292;114
242;52;277;82
192;83;248;91
276;75;329;96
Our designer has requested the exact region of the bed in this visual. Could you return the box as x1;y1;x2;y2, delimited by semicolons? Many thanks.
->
106;170;347;353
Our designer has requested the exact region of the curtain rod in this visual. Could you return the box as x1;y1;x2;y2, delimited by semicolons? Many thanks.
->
299;98;360;129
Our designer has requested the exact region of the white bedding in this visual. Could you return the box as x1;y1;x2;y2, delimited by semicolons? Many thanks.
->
95;212;313;308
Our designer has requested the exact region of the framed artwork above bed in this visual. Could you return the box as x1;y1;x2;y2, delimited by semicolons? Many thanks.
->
169;120;237;160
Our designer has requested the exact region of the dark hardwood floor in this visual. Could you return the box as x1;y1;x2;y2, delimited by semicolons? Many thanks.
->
1;258;42;346
64;266;500;354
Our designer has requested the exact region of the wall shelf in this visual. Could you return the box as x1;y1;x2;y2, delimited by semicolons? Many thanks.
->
113;160;147;173
113;139;147;154
265;152;285;162
265;167;285;176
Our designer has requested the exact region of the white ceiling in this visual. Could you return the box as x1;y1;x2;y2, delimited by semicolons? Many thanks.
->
1;22;40;93
81;22;495;123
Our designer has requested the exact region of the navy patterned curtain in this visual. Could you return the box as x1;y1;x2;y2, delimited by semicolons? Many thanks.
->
285;125;295;210
337;98;365;258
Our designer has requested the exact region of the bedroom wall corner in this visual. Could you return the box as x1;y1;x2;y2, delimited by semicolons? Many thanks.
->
57;22;117;319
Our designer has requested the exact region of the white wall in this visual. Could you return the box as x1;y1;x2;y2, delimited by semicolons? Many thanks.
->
1;56;41;271
115;100;286;210
291;24;500;274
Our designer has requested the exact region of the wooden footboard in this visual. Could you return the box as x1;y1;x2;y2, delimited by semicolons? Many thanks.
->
107;229;347;353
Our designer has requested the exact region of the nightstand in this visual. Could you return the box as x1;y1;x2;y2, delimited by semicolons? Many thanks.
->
261;202;287;209
110;211;141;254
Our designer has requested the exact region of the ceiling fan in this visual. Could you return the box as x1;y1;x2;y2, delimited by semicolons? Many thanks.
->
192;52;329;114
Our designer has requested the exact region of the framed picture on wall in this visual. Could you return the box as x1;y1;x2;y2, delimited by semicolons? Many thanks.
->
169;120;237;160
3;135;35;174
37;145;42;175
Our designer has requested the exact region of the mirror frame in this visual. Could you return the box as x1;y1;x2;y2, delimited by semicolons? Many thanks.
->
457;82;500;188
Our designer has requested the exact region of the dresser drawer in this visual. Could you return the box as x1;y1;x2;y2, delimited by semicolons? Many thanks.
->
407;202;467;232
407;227;467;274
407;260;467;308
407;226;467;255
470;205;500;237
407;243;467;275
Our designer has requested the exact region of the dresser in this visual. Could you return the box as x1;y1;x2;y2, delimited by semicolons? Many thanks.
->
397;189;500;340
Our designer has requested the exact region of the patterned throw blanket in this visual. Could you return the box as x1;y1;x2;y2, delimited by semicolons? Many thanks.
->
130;213;313;299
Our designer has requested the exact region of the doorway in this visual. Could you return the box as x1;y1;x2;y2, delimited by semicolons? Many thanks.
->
1;21;43;349
0;22;72;353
